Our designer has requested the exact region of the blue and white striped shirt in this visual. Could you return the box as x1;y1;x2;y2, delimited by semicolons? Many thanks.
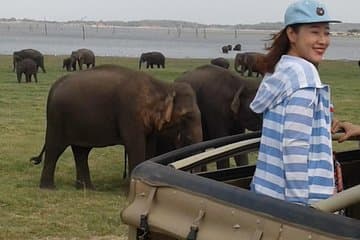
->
250;55;334;205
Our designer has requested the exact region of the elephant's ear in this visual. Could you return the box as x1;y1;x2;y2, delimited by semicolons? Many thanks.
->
230;85;245;114
156;91;176;131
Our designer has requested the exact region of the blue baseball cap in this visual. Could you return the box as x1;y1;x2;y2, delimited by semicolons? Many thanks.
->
284;0;341;27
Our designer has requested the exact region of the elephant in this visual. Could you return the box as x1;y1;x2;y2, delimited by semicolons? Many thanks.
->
62;57;75;71
70;48;95;70
16;58;38;83
210;57;230;69
234;52;267;77
233;44;242;51
175;64;262;169
13;49;46;73
30;64;202;189
358;60;360;67
138;51;165;69
221;45;230;54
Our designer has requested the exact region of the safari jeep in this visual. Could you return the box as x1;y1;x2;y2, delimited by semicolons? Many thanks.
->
121;132;360;240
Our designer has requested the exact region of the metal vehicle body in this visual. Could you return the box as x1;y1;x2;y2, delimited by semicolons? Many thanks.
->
121;132;360;240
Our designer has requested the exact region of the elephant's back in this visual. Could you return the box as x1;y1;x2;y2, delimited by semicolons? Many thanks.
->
49;64;167;104
176;64;233;86
20;49;42;57
78;48;95;57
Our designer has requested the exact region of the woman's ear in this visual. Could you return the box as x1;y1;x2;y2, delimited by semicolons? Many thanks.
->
286;26;297;44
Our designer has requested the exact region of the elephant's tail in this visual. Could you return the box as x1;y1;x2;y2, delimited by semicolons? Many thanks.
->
30;144;45;165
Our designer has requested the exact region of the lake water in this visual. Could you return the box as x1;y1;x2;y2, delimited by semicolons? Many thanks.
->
0;22;359;60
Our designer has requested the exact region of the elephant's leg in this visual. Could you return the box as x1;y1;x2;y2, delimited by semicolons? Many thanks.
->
207;124;232;169
122;127;147;175
39;144;67;189
26;74;30;83
34;73;38;83
234;154;249;166
247;68;253;77
146;63;149;69
150;64;154;68
145;133;157;159
17;72;22;83
71;146;94;190
157;64;160;68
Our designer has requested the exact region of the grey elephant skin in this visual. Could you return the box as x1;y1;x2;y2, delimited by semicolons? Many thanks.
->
62;57;74;71
13;49;46;73
176;65;262;168
233;44;242;51
30;64;202;189
16;58;38;83
234;52;266;77
139;52;165;69
221;45;231;53
70;48;95;70
210;57;230;69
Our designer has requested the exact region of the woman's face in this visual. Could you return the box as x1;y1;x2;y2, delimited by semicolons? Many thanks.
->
286;23;330;65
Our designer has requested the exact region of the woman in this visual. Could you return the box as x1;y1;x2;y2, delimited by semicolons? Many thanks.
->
250;0;340;205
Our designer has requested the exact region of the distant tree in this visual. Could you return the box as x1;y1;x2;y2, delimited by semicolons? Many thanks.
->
348;29;360;33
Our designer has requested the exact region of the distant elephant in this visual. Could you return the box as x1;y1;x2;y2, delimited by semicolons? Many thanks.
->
16;58;38;83
176;65;262;169
358;60;360;67
30;64;202;189
62;57;75;71
13;49;46;73
139;52;165;69
233;44;242;51
210;57;230;69
221;45;230;54
70;48;95;70
234;52;267;77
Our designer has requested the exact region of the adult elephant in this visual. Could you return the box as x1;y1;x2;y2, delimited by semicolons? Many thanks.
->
70;48;95;70
13;49;46;73
30;64;202;189
138;51;165;69
210;57;230;69
234;52;267;77
175;65;262;169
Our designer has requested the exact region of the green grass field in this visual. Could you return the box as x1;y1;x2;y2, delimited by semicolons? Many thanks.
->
0;55;359;239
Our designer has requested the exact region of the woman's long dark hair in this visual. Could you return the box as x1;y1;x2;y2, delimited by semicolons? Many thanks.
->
264;24;301;73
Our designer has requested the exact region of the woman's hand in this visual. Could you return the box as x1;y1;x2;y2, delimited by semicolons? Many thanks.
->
331;121;360;143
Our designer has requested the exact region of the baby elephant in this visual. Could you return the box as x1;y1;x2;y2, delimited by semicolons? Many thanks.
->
16;58;38;83
63;57;76;71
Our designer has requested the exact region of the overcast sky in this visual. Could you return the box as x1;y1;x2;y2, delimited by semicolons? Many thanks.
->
1;0;359;25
